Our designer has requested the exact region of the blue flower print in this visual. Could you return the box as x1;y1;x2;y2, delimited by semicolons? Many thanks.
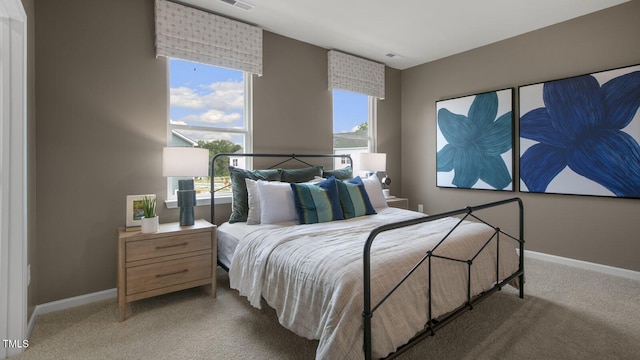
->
520;71;640;197
437;91;513;190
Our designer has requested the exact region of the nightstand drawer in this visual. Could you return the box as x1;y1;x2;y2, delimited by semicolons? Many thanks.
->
126;253;212;296
125;232;211;262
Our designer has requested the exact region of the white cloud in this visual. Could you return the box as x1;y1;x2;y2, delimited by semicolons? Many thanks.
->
170;87;205;109
205;81;244;110
178;109;241;125
170;80;243;112
169;119;188;125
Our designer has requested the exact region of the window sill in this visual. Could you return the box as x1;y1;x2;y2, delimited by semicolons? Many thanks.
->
165;195;232;209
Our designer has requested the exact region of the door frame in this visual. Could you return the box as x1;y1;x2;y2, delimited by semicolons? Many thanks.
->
0;0;28;358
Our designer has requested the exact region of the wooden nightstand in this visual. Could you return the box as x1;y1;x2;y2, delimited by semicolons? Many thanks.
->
385;197;408;210
117;219;216;321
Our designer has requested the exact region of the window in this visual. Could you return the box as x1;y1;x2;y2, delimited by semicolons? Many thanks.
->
168;58;252;202
332;89;377;168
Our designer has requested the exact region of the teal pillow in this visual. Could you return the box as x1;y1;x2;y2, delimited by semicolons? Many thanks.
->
323;166;352;180
281;166;323;183
290;176;344;224
336;177;377;219
229;166;282;223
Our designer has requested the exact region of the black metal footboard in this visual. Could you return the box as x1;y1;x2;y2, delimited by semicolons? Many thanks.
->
363;197;525;360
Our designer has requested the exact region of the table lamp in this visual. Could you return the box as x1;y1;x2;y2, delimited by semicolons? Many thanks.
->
354;153;386;177
355;153;391;197
163;147;209;226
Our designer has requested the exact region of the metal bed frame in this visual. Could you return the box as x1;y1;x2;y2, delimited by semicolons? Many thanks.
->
363;197;524;359
208;153;524;359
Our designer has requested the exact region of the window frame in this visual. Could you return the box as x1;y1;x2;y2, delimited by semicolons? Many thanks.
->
165;60;253;208
368;95;378;152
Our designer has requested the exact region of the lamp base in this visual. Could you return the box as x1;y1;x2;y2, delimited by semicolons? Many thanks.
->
177;180;196;227
179;205;195;226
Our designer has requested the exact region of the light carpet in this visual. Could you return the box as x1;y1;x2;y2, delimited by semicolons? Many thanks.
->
14;258;640;359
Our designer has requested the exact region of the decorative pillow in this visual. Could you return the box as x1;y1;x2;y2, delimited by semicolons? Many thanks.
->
356;174;388;209
245;179;261;225
257;180;298;224
290;177;344;224
323;166;353;180
336;178;377;219
281;166;323;183
229;167;282;223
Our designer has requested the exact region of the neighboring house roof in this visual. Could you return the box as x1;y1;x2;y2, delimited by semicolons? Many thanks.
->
333;128;368;149
170;130;198;147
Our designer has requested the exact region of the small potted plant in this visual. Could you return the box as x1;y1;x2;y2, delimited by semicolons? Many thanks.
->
140;195;158;233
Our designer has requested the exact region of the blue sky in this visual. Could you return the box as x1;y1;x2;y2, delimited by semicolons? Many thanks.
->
169;59;245;130
170;59;368;143
332;90;368;133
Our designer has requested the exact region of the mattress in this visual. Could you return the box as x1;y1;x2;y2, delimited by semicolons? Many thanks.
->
217;219;299;269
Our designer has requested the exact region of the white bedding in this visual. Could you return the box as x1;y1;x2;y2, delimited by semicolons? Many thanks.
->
225;207;519;359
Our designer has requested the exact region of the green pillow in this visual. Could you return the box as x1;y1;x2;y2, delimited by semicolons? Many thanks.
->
281;166;323;183
323;166;352;180
290;177;344;224
228;166;281;223
336;177;377;219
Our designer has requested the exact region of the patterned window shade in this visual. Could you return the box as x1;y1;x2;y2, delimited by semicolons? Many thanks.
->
155;0;262;75
328;50;385;99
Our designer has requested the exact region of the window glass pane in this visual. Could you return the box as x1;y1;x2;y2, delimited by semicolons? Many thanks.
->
170;59;245;130
170;129;245;146
333;89;368;134
169;129;245;195
169;59;250;200
333;90;370;168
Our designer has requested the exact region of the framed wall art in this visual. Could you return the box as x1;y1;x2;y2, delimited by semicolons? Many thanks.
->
519;64;640;199
126;194;156;231
436;88;514;191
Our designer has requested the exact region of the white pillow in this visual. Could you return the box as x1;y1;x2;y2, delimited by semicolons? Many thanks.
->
257;180;298;224
245;178;261;225
362;174;388;209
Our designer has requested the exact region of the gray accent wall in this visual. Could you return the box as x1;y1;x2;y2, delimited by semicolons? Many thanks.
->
32;0;401;304
401;0;640;272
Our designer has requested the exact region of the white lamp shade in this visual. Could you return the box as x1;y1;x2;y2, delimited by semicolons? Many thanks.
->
162;147;209;177
354;153;386;173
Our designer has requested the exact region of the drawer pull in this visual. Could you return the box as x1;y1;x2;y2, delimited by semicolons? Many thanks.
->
155;242;188;250
155;269;188;278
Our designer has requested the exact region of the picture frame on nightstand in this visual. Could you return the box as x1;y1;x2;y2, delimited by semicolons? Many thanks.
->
125;194;155;231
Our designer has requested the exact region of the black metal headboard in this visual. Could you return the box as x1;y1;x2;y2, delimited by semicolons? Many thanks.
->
209;153;353;224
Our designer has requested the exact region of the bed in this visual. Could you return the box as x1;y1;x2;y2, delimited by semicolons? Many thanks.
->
210;153;524;360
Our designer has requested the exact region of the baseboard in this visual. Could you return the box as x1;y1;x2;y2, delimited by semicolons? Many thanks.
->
524;250;640;281
26;288;116;339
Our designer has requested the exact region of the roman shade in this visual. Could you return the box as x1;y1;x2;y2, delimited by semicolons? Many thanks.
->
154;0;262;75
328;50;385;99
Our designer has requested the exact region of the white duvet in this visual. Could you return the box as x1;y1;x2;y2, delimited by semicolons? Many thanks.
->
229;207;519;359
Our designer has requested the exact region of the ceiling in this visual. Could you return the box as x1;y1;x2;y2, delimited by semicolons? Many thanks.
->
180;0;629;70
